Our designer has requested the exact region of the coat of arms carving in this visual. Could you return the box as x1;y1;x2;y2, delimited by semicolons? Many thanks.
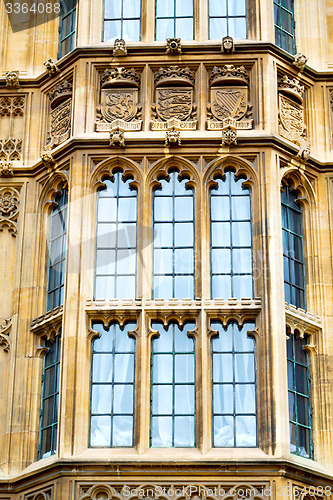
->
207;65;253;130
151;66;197;131
96;67;142;132
46;80;72;148
278;75;306;145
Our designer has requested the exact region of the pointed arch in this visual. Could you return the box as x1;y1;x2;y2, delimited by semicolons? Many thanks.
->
38;172;69;215
280;167;317;210
147;155;200;191
90;156;143;192
204;155;258;191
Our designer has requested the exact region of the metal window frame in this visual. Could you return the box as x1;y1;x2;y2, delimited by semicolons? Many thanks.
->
273;0;296;54
95;172;138;300
287;333;313;458
211;321;257;448
281;186;306;309
58;0;77;59
150;322;196;448
209;171;254;300
47;189;68;311
38;336;61;459
152;171;195;300
155;0;194;40
208;0;248;39
103;0;142;41
89;322;136;448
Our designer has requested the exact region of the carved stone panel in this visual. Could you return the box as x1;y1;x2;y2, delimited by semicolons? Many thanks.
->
96;67;142;132
46;80;72;149
0;95;25;162
151;66;197;131
207;65;253;130
0;187;20;236
278;75;306;146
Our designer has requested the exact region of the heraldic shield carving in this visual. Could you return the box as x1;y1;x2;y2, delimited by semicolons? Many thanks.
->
207;65;253;130
96;67;142;132
47;80;72;148
151;66;197;130
278;75;306;145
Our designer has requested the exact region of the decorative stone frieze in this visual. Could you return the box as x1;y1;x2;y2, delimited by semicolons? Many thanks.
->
5;71;20;88
113;38;127;56
0;161;13;176
0;138;22;161
96;67;142;132
151;66;197;131
166;37;182;54
278;75;306;145
46;80;72;148
0;95;25;117
43;58;60;75
0;186;19;236
0;95;25;162
165;127;181;146
285;302;321;338
207;65;253;130
292;52;308;72
221;35;235;53
0;317;12;352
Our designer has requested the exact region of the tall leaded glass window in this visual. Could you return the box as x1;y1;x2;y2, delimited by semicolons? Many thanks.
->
59;0;76;58
281;184;305;309
274;0;296;54
104;0;141;42
47;188;68;311
39;336;61;459
210;171;253;299
151;322;196;447
90;322;136;447
287;333;312;458
95;172;137;300
211;321;256;447
209;0;247;40
155;0;194;41
153;171;195;299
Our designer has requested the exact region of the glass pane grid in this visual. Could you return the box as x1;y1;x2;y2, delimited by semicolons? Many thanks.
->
151;323;196;447
59;1;76;58
39;337;61;459
287;335;312;458
155;0;194;40
104;0;142;41
273;0;295;53
208;0;247;39
210;172;253;299
153;172;195;299
211;322;256;448
90;323;136;447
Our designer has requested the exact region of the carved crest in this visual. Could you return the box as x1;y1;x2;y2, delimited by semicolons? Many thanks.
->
207;65;253;130
48;98;71;147
151;66;197;131
278;94;306;145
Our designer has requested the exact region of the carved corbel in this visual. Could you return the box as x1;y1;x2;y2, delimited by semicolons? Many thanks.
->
113;38;127;57
221;125;237;146
165;127;181;146
5;71;20;89
293;53;308;72
110;127;125;147
43;58;60;76
221;35;234;53
41;149;55;166
166;37;182;54
0;161;13;176
295;142;311;163
0;318;12;352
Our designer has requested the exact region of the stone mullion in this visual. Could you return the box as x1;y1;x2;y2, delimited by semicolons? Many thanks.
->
198;307;211;452
136;307;147;452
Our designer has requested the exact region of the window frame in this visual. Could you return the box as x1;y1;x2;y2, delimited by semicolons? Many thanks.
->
103;0;142;42
208;0;248;40
58;0;77;59
273;0;296;54
155;0;195;41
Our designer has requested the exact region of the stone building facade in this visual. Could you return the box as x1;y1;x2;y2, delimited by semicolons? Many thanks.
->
0;0;333;498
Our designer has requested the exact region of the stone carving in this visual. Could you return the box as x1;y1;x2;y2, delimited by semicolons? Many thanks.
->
166;37;182;55
330;89;333;112
113;38;127;57
0;187;19;236
221;125;237;146
0;96;25;117
96;67;142;132
0;139;22;161
207;65;253;130
25;488;52;500
221;35;234;53
151;66;197;131
110;127;125;147
0;318;12;352
293;53;308;72
5;71;20;88
296;142;311;163
46;80;72;148
0;161;13;176
43;58;60;75
278;75;306;145
165;127;181;146
41;150;55;165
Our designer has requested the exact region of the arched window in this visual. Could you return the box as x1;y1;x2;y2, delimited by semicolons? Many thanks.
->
211;321;256;447
39;336;61;459
47;188;68;311
155;0;194;40
104;0;141;42
90;321;136;447
210;171;253;299
153;171;195;299
281;183;305;309
209;0;247;40
95;172;138;300
287;332;312;458
150;321;196;447
274;0;295;54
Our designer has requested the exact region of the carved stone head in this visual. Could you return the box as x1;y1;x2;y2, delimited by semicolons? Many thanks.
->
113;38;127;57
221;36;234;53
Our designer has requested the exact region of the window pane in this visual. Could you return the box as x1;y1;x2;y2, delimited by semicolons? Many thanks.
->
153;385;173;414
156;0;174;16
153;354;173;383
104;20;122;42
231;197;251;220
213;353;233;383
232;222;251;246
228;17;247;39
174;416;195;446
155;223;173;247
112;416;133;446
175;385;195;414
113;385;134;413
209;0;227;17
213;415;234;446
213;384;233;413
122;20;140;41
228;0;246;16
235;416;256;446
175;18;194;40
174;248;194;274
156;18;174;40
211;222;230;247
90;416;111;446
91;385;112;414
235;384;255;413
123;0;141;17
175;222;193;247
232;248;252;273
212;249;231;274
235;353;254;382
104;0;121;19
96;249;116;275
151;417;173;446
211;197;229;221
212;275;231;299
233;275;253;298
209;17;227;40
176;0;193;16
154;275;173;298
175;354;195;383
154;197;173;221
